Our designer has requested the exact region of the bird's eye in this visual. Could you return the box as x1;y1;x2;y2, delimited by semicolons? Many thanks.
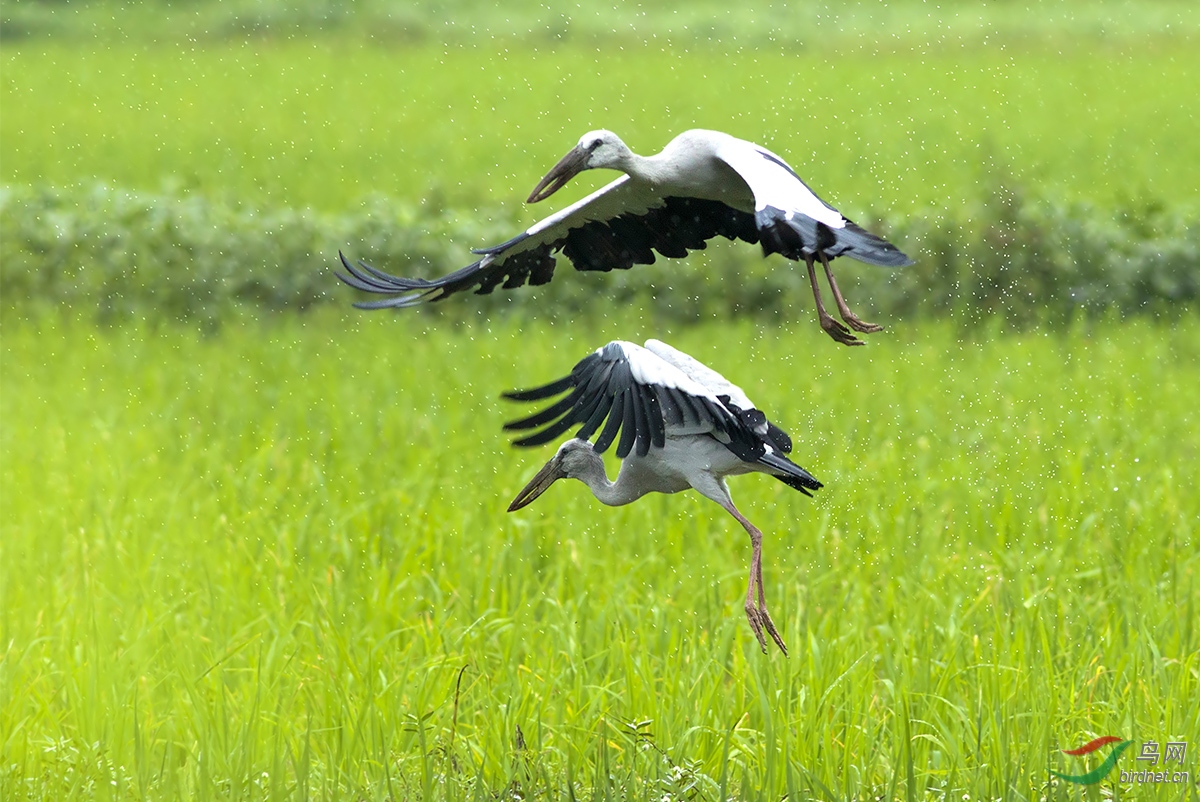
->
589;138;603;151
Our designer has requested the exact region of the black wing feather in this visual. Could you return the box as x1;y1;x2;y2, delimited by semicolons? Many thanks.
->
557;369;613;439
337;196;761;308
593;390;627;455
502;375;575;402
766;422;793;454
680;392;711;429
629;385;650;458
644;389;665;450
615;389;639;458
665;387;695;427
503;340;822;497
654;386;682;428
503;383;588;431
508;413;584;448
575;385;618;442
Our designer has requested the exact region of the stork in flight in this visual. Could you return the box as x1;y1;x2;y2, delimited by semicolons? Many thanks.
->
338;129;913;345
503;338;822;655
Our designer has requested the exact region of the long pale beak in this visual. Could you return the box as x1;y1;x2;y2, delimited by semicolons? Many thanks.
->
507;454;565;512
527;145;589;203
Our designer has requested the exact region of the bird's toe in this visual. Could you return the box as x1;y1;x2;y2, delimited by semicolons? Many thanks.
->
820;316;863;346
843;316;885;334
760;611;789;657
744;605;770;654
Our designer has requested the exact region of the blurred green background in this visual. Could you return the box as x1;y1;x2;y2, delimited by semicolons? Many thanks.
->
2;0;1198;324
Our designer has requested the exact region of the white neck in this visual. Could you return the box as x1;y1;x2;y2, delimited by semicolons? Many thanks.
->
625;151;676;185
595;140;662;185
571;449;646;507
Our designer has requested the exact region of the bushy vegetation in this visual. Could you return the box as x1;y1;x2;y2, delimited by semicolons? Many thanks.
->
3;181;1196;328
6;0;1198;46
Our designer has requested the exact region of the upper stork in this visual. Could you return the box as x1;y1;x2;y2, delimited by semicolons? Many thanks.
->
503;338;822;655
338;129;913;345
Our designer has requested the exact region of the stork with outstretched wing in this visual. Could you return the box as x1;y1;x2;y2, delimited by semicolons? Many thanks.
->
503;338;822;655
339;129;912;345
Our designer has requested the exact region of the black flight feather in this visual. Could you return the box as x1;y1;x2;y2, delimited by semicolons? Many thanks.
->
593;389;626;455
503;384;587;431
502;375;575;402
630;385;650;458
615;390;639;458
575;386;618;442
501;340;820;499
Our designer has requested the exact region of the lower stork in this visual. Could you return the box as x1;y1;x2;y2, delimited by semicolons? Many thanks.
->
338;129;912;345
503;338;822;655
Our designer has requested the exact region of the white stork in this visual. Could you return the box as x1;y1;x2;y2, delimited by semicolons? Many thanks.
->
338;129;913;345
503;338;822;655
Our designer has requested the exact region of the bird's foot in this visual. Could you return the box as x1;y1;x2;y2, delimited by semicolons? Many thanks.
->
745;603;789;656
819;313;865;347
819;257;885;335
840;312;885;334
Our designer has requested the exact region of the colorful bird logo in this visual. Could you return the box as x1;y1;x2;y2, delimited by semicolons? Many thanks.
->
1053;736;1134;784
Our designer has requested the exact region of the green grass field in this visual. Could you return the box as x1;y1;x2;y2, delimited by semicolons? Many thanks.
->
4;36;1199;217
2;312;1197;799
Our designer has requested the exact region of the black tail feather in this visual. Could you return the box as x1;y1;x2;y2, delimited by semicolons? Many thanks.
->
754;209;913;267
836;220;914;267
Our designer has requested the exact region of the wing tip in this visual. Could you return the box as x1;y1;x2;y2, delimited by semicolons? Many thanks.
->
337;249;492;308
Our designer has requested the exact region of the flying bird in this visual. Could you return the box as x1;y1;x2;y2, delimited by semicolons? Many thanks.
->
338;129;913;345
503;338;822;655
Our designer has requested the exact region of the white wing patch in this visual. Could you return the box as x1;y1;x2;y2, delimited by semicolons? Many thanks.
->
714;137;847;230
489;176;667;262
608;341;723;404
642;339;757;413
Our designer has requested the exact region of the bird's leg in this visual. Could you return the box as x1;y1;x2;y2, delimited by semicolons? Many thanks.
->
751;533;787;657
743;533;769;654
820;251;884;334
806;255;862;346
726;504;788;656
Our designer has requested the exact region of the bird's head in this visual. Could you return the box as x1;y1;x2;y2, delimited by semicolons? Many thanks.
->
527;130;631;203
507;439;599;512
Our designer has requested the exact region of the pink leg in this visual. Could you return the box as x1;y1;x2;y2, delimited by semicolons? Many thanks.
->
725;504;788;656
820;251;884;334
806;255;862;346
